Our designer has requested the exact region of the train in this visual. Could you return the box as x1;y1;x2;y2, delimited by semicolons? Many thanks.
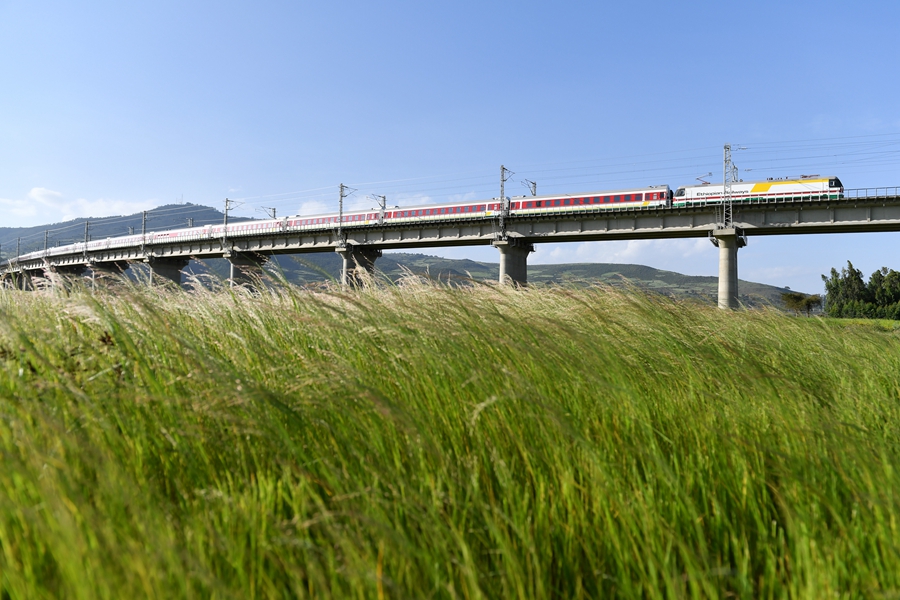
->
9;177;843;262
673;176;844;207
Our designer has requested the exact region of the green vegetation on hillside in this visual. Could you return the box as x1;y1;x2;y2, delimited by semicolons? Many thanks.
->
1;282;899;598
187;253;793;307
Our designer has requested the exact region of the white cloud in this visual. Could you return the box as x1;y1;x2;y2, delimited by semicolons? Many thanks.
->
0;188;158;228
298;199;331;215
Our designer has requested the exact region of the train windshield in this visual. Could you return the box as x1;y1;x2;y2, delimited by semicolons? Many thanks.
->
674;188;685;197
829;177;843;189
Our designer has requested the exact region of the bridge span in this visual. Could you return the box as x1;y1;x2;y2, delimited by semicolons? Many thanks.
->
3;188;900;308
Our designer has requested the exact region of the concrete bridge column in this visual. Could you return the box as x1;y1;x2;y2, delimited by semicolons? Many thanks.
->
90;262;129;289
46;264;87;290
148;257;189;287
493;239;534;286
18;270;36;291
336;245;382;287
4;271;25;290
227;252;267;288
712;228;746;310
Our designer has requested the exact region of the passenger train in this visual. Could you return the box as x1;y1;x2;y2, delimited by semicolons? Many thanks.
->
9;177;843;262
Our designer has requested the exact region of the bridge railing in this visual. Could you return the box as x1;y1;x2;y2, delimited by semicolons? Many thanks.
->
845;187;900;199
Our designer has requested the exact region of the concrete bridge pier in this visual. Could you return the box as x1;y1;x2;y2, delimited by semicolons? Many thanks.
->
17;270;36;291
227;252;267;288
493;239;534;286
148;257;189;287
336;245;382;287
90;262;129;289
46;264;87;290
712;228;746;310
2;271;27;290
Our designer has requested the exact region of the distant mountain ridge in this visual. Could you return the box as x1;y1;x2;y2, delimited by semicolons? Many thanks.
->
0;203;244;257
2;205;797;306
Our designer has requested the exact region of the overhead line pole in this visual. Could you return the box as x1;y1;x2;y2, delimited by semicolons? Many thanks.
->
372;194;387;225
141;210;147;254
499;165;513;238
337;184;356;246
722;144;733;228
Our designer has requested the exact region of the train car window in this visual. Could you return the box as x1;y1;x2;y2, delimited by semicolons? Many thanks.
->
554;199;561;206
634;194;642;201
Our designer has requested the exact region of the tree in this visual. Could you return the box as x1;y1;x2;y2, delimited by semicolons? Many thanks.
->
782;292;822;317
820;262;900;319
822;261;872;317
782;291;807;315
800;294;822;317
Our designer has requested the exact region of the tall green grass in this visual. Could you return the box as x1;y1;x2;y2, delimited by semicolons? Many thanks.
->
1;280;899;598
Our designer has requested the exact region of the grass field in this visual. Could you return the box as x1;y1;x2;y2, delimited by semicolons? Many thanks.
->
1;280;899;598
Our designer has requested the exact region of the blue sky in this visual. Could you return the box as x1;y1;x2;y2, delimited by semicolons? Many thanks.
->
2;0;899;293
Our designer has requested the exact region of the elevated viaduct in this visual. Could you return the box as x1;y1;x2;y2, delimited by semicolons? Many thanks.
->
3;188;900;309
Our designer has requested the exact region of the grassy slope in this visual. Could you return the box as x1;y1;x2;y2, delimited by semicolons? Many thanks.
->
1;283;899;598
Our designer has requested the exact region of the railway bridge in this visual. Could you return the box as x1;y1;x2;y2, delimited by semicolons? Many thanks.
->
3;187;900;309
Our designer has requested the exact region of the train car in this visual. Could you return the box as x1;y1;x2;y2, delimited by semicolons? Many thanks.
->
673;176;843;207
511;186;671;214
284;210;381;230
383;200;495;224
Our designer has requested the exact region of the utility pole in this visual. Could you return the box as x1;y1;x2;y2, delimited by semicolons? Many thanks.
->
498;165;514;237
16;238;20;260
720;144;742;228
262;207;276;219
141;210;148;254
44;231;49;255
523;179;537;197
187;217;194;228
223;198;232;247
338;184;356;246
722;144;733;228
83;221;90;259
372;194;387;225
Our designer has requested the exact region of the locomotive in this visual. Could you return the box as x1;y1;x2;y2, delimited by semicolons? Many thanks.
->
673;176;844;207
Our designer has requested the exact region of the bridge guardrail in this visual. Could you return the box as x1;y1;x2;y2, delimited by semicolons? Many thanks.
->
845;187;900;199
